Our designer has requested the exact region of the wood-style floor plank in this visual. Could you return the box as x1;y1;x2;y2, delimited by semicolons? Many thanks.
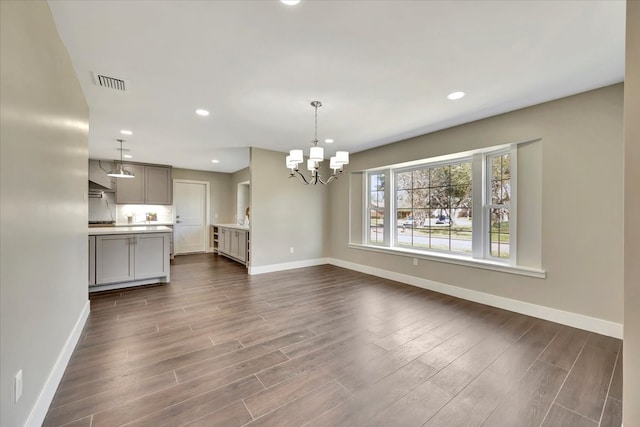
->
541;404;598;427
481;360;568;427
554;343;618;421
42;254;622;427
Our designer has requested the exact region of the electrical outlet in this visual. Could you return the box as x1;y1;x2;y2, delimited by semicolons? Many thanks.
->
413;258;418;266
15;370;22;403
290;247;294;254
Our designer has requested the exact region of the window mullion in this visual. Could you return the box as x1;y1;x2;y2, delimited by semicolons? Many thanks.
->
471;153;484;258
384;169;392;247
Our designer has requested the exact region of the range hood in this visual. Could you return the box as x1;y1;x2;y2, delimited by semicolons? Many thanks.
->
89;179;115;192
89;159;116;192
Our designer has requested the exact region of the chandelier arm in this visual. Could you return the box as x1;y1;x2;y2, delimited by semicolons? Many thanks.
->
290;170;311;185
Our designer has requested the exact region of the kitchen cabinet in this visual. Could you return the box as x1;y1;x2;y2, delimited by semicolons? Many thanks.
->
92;229;171;290
89;236;96;285
213;225;249;266
116;164;172;205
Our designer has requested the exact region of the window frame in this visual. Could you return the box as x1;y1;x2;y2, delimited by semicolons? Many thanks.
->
364;144;517;265
365;169;390;247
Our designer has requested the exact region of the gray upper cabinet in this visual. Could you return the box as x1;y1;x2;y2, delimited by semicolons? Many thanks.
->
116;164;172;205
144;166;172;205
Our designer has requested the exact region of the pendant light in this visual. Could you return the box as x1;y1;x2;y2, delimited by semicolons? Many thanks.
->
107;139;135;178
286;101;349;185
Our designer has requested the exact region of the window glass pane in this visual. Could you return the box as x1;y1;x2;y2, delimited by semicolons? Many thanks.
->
396;189;412;209
413;169;429;189
397;210;414;247
396;171;412;190
491;153;511;205
430;166;450;187
413;188;429;209
490;208;510;258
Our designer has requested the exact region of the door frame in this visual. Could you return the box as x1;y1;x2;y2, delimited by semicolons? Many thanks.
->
173;179;210;253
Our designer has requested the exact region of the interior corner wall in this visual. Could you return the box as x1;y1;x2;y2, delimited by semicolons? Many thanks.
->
249;148;328;268
172;168;233;224
328;84;624;327
0;2;89;426
623;0;640;424
230;167;250;223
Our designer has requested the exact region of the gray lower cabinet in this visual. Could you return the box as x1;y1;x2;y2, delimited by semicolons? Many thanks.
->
94;233;170;285
116;164;172;205
217;227;248;265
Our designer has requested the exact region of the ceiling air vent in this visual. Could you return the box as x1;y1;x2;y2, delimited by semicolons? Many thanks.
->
92;72;129;93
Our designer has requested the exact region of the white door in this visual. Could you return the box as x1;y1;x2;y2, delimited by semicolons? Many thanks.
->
174;180;208;254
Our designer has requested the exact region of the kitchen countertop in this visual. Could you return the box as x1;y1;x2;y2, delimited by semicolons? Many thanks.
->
89;226;173;235
115;222;174;226
213;223;250;231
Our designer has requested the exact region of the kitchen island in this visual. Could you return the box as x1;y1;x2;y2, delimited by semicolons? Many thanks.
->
88;226;172;292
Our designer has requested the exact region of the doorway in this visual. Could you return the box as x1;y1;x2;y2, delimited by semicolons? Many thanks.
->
174;179;209;254
237;181;250;225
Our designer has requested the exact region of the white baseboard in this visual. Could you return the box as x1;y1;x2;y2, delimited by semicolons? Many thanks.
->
249;258;329;275
328;258;623;339
25;300;90;427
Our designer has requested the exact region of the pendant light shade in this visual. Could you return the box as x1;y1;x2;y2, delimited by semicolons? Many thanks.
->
107;139;135;178
309;146;324;161
289;149;304;164
335;151;349;164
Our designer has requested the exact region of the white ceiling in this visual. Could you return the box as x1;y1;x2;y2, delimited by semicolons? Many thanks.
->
47;0;625;174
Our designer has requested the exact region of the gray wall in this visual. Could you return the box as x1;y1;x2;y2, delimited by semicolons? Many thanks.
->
172;168;234;224
0;2;89;426
329;84;624;324
250;148;328;267
624;1;640;424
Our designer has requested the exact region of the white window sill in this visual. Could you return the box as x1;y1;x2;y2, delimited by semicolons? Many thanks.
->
347;243;546;279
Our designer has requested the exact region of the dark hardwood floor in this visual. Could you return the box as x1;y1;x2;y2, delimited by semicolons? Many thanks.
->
44;254;623;427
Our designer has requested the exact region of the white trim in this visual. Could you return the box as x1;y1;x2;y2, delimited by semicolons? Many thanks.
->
328;258;622;339
348;243;546;278
25;300;90;427
248;258;329;275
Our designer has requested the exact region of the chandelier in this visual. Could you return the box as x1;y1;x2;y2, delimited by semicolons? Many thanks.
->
286;101;349;185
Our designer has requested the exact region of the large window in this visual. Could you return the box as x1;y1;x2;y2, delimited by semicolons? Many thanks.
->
365;145;514;263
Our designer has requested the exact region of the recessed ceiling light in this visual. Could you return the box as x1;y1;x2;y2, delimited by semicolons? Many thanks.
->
123;154;132;159
120;129;132;135
281;0;301;5
447;91;466;100
324;139;334;143
195;109;210;116
211;159;219;163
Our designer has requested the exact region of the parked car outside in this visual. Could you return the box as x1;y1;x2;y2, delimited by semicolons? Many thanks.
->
401;216;416;228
